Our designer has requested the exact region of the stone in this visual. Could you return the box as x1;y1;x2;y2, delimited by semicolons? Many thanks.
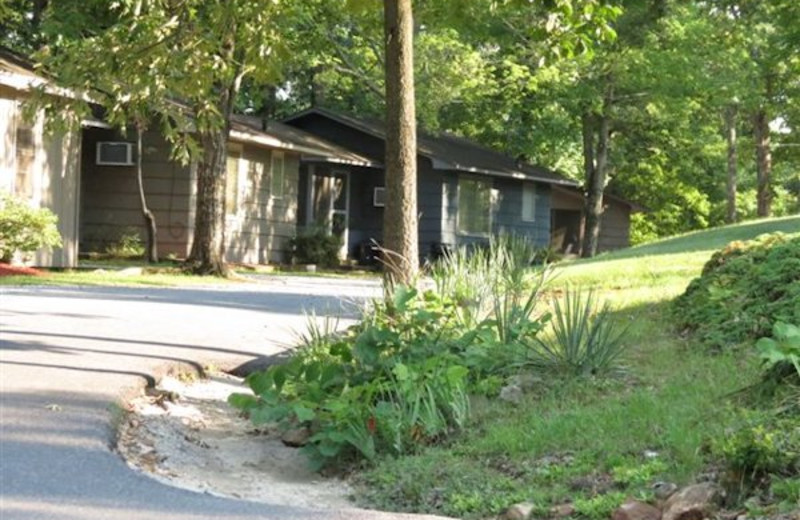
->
509;373;543;391
662;483;723;520
612;500;662;520
281;427;311;448
502;502;535;520
550;503;575;517
499;383;524;405
652;481;679;500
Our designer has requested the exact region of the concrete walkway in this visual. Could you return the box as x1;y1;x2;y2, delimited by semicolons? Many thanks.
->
0;276;446;520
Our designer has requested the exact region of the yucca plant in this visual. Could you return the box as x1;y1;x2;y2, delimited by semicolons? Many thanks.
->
525;287;629;376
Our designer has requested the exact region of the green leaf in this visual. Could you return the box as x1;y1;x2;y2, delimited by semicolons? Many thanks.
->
393;363;410;381
227;393;258;410
293;404;316;423
393;285;418;313
246;371;273;395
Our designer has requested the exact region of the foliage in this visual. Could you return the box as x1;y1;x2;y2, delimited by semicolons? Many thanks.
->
104;228;145;259
523;287;629;376
0;192;62;262
756;322;800;378
674;233;800;350
289;226;342;267
231;238;552;467
573;492;627;520
713;412;800;499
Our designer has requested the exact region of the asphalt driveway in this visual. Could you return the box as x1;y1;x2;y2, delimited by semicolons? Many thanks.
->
0;276;447;520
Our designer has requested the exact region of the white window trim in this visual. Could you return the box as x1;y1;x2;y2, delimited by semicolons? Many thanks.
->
270;151;285;199
456;175;493;237
225;145;243;218
522;181;537;222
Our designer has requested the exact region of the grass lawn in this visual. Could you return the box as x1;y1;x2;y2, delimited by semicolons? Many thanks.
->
352;215;799;519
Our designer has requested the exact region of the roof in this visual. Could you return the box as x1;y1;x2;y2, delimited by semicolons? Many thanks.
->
230;115;379;167
284;107;579;187
0;49;367;165
551;184;645;212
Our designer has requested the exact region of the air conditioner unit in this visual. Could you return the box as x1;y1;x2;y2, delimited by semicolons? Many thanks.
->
373;186;386;207
96;141;134;166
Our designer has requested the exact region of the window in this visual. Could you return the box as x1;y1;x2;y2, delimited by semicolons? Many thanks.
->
15;127;34;199
270;152;284;199
373;186;386;207
522;182;536;222
225;150;240;215
96;141;134;166
457;175;492;235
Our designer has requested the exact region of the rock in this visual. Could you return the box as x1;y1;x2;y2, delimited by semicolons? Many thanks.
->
502;502;535;520
612;500;662;520
550;503;575;517
499;383;524;405
662;483;723;520
652;481;679;500
281;427;311;448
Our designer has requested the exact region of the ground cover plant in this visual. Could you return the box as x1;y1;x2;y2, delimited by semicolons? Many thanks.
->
673;232;800;350
347;217;799;519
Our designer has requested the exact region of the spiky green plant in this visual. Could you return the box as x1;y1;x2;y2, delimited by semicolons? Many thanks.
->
525;287;629;376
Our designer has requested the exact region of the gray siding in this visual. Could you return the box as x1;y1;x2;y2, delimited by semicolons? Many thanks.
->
441;172;551;250
224;145;299;264
80;128;193;257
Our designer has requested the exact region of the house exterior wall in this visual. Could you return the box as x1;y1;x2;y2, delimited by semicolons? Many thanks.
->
550;188;632;253
440;172;551;249
224;143;300;264
80;127;193;257
0;85;81;267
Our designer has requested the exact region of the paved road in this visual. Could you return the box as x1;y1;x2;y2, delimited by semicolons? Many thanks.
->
0;276;447;520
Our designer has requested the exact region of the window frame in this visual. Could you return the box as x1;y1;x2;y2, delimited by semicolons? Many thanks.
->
456;174;493;237
225;146;243;217
522;181;537;222
270;151;285;199
14;125;35;199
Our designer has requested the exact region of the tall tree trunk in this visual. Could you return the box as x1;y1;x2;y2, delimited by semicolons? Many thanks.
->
382;0;418;285
135;125;158;263
753;107;772;217
724;105;738;223
581;88;612;258
186;83;237;275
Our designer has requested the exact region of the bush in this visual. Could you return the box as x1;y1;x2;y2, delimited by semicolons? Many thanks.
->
713;412;800;499
105;228;145;258
673;233;800;350
289;225;342;267
0;192;62;262
230;238;552;468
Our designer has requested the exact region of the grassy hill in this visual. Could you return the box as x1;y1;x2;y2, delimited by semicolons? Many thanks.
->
356;216;799;519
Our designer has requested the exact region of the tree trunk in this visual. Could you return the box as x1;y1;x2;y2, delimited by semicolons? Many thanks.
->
382;0;418;285
136;126;158;263
724;105;737;223
753;107;772;217
187;128;228;275
581;89;612;258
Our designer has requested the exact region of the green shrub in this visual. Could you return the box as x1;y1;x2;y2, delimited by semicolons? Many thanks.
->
0;192;62;262
230;238;552;468
674;233;800;350
523;288;629;376
105;228;145;258
289;225;341;267
713;412;800;498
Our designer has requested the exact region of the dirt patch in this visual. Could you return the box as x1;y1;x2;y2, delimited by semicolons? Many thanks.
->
0;263;44;277
116;372;353;509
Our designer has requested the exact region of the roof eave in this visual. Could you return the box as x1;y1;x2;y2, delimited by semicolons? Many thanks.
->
430;158;579;187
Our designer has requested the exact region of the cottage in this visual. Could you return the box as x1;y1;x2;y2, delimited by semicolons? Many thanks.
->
284;107;638;262
80;118;372;264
